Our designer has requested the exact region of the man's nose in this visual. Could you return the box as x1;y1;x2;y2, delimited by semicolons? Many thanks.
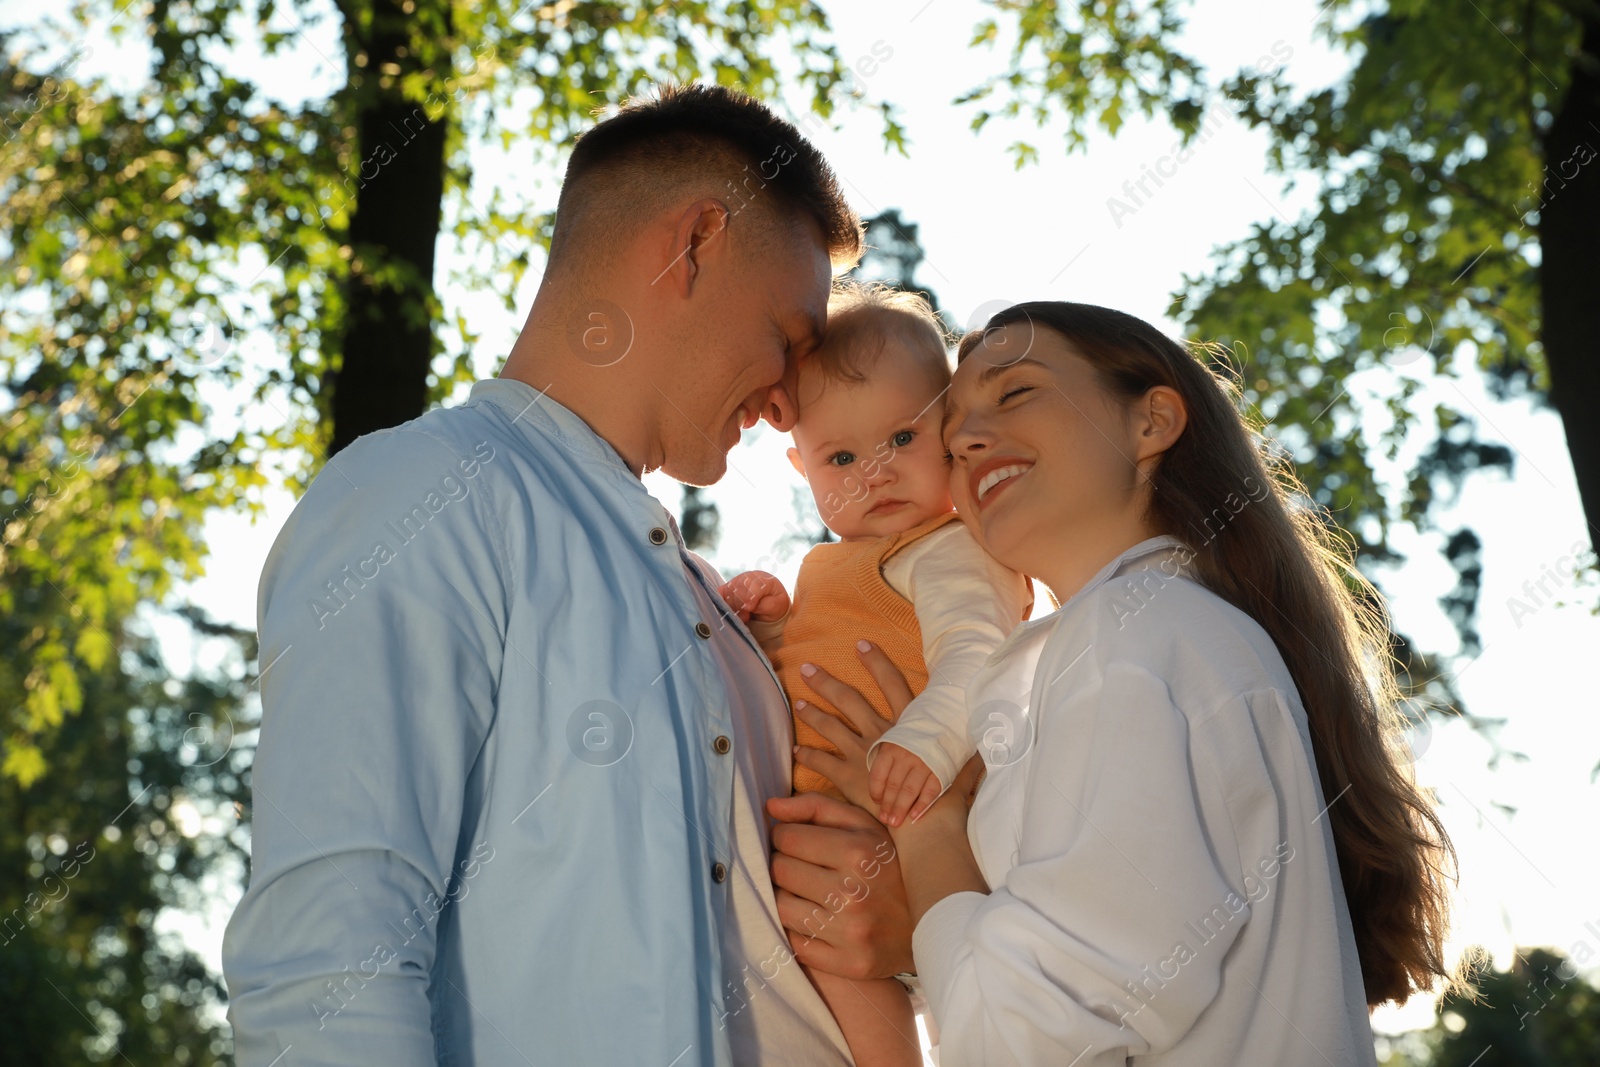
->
760;352;804;433
760;384;798;433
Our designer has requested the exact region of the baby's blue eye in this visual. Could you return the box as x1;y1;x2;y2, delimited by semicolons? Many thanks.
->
891;430;915;448
830;451;856;467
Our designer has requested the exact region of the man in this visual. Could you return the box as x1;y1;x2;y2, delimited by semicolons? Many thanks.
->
223;84;876;1066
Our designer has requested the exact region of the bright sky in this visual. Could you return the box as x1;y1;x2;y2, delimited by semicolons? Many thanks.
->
17;0;1599;1044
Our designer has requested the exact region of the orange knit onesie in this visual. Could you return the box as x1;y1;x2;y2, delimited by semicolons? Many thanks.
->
769;511;962;799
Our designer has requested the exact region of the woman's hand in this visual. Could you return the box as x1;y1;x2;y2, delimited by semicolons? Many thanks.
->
792;640;909;812
790;642;990;931
766;791;916;980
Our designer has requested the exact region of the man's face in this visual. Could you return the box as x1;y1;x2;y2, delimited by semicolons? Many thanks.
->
656;216;831;487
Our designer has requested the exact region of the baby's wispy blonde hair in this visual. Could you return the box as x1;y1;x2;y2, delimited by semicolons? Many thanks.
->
809;281;951;389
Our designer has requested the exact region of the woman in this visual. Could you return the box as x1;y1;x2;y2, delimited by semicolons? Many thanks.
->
777;302;1455;1065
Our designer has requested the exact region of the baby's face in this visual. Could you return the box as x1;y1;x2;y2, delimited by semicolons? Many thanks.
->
789;340;954;541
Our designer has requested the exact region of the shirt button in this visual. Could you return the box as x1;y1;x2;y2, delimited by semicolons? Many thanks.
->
695;621;713;639
712;735;731;755
648;526;669;545
711;861;728;884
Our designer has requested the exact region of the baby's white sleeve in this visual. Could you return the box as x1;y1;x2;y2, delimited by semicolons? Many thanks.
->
871;523;1032;789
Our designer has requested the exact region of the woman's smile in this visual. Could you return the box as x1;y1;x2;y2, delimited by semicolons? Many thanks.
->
970;457;1034;510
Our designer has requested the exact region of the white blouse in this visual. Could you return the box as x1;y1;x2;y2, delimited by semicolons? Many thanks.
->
913;536;1377;1066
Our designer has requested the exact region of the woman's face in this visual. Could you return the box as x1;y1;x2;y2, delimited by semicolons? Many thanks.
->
942;323;1156;595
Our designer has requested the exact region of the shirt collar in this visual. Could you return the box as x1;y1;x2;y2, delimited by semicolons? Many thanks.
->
1069;533;1193;606
469;378;638;473
468;378;696;538
989;534;1194;659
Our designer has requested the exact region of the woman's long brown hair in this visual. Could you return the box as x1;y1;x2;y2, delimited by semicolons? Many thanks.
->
959;301;1455;1006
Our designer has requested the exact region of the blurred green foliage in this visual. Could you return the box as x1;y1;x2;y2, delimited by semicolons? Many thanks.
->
966;0;1598;720
1379;947;1600;1066
0;0;888;1058
5;0;1595;1059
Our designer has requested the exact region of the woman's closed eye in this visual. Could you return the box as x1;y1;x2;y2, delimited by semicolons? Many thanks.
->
940;384;1033;461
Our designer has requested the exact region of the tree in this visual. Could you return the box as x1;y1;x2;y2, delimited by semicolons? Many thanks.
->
1;1;888;1058
851;206;944;318
0;604;253;1062
1377;947;1600;1065
963;0;1597;717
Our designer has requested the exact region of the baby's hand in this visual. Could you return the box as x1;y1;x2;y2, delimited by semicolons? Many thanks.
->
869;743;943;827
718;570;791;624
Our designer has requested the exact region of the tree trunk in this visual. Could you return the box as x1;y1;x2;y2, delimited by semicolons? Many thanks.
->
1539;8;1600;550
330;1;451;455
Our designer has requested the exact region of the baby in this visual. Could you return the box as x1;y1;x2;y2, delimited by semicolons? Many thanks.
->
719;282;1030;1066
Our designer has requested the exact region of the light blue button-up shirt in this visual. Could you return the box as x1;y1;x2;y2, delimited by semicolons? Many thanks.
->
222;379;850;1066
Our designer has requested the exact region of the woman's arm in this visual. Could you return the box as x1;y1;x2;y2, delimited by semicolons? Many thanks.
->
886;796;989;928
768;642;985;980
775;624;1274;1067
913;655;1251;1067
786;652;990;927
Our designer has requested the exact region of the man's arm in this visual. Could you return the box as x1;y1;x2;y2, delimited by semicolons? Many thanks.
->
222;428;508;1066
765;644;932;981
766;792;917;981
768;648;987;981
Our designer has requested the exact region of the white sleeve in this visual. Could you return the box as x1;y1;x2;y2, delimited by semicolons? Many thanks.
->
870;524;1031;789
912;656;1247;1066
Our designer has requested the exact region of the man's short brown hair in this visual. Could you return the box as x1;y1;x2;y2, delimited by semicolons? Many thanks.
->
549;84;863;270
